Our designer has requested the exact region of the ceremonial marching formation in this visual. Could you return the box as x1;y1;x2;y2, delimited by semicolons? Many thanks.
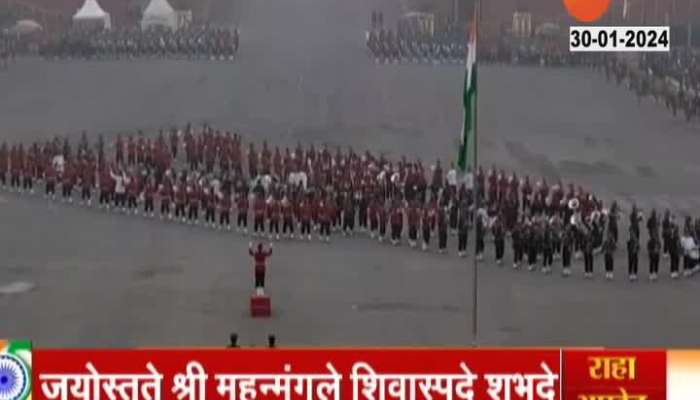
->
0;123;698;283
600;50;700;122
38;26;240;61
365;11;467;64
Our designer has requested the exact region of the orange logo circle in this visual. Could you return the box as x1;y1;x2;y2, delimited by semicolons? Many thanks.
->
563;0;611;23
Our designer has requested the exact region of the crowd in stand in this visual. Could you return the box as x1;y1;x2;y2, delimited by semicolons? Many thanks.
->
1;124;698;282
38;26;239;60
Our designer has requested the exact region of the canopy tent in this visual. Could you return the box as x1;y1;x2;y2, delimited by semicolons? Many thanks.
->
6;19;43;35
535;22;561;37
141;0;178;30
73;0;111;29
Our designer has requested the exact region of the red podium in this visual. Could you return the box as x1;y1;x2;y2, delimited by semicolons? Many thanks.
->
250;292;271;318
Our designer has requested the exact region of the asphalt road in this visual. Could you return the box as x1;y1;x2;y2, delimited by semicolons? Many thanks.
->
1;0;700;347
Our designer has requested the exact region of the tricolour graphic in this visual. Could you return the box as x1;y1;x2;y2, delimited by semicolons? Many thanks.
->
0;341;31;400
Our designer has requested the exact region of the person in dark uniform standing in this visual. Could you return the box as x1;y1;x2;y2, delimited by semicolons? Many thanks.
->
583;231;594;279
648;233;661;282
541;222;553;274
526;224;539;271
456;205;469;257
608;201;619;244
603;232;615;280
561;226;573;276
670;226;681;279
437;205;448;254
662;209;672;259
627;228;640;281
475;209;485;261
629;204;641;241
511;221;523;269
390;201;403;245
493;216;505;265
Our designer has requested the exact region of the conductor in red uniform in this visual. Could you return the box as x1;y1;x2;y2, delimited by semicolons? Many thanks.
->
249;242;273;289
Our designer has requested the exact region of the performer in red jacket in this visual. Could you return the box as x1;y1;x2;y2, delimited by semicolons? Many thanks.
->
249;242;273;289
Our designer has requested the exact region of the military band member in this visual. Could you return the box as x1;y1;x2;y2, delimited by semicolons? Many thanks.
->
203;185;217;227
219;188;232;230
512;222;523;269
159;174;173;218
670;226;681;279
583;231;594;279
237;190;249;234
437;205;448;253
662;209;672;258
174;179;186;221
627;228;640;281
475;208;485;261
126;172;139;214
281;194;295;238
143;177;156;217
319;200;332;242
378;200;388;243
526;225;539;271
551;216;562;259
253;193;266;236
267;195;281;240
421;202;434;251
647;208;659;238
343;196;356;236
368;196;379;239
561;227;573;276
608;201;619;244
603;232;615;280
299;198;313;240
493;216;505;265
541;223;553;273
648;233;660;281
45;162;57;199
407;201;420;248
390;201;403;245
457;206;469;257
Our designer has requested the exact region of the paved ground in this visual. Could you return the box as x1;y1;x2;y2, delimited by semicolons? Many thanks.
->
1;0;700;347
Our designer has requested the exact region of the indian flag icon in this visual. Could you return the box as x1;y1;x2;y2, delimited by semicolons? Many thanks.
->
0;340;31;400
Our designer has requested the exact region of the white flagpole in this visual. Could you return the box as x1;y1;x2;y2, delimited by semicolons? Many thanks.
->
471;0;480;348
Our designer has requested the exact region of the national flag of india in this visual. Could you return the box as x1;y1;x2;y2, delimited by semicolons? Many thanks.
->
457;19;477;172
0;340;32;400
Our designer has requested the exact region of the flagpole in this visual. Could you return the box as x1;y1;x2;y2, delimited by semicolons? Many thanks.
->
471;0;480;348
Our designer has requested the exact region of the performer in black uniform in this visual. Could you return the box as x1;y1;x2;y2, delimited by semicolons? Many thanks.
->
475;210;485;260
561;226;573;276
627;228;640;281
493;217;505;265
648;233;661;281
583;231;594;279
541;223;554;274
603;232;615;280
669;226;681;279
527;225;539;271
511;222;523;269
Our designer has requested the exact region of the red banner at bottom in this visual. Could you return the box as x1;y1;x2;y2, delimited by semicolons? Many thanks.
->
30;348;667;400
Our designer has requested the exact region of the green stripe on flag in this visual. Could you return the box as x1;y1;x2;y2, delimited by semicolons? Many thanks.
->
457;35;477;172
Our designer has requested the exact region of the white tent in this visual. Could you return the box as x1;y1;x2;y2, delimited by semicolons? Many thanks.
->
73;0;111;29
141;0;178;30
